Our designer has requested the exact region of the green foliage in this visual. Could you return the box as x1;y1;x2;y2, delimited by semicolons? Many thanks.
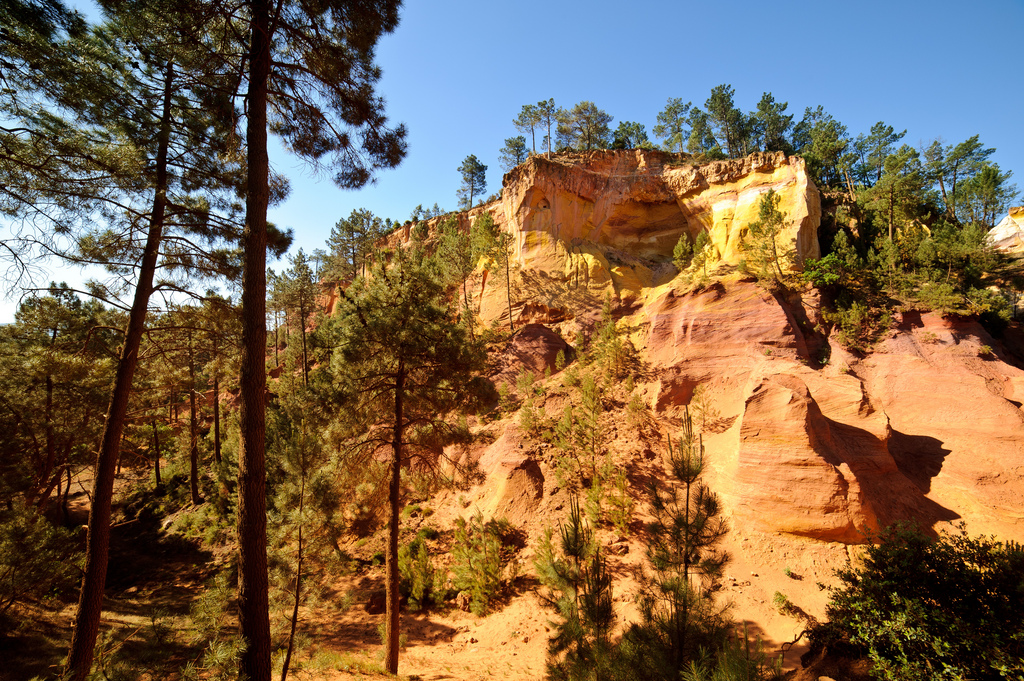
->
520;394;544;436
744;189;788;285
751;92;793;154
182;572;244;681
556;101;613;151
452;512;511;615
771;591;794;614
673;625;784;681
690;383;719;432
803;252;843;287
704;84;747;158
398;534;437;611
470;211;516;329
606;468;634;537
536;497;617;681
689;230;712;277
499;135;530;171
592;294;638;380
0;287;119;508
457;154;487;209
552;372;604;494
792;105;849;187
824;299;889;352
611;121;652;150
514;103;542;154
818;522;1024;681
328;208;385;281
674;232;694;270
329;248;494;458
623;407;730;678
626;391;648;430
653;98;693;154
0;501;80;621
411;219;429;242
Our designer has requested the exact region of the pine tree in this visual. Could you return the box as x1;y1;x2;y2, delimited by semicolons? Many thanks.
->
653;98;692;154
704;84;747;158
536;98;557;158
745;189;788;284
499;135;530;171
329;250;494;674
471;212;515;330
328;208;384;281
556;101;613;151
623;407;730;679
457;154;487;209
272;250;320;387
433;216;474;316
234;2;406;677
513;104;541;155
536;496;617;681
751;92;793;153
54;6;249;673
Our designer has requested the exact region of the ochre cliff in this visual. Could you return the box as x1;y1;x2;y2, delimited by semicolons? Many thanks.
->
366;151;1024;662
392;150;1023;547
479;150;820;325
394;150;820;327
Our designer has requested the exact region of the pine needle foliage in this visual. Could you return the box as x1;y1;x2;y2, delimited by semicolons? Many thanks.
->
744;189;788;285
328;248;495;671
536;497;618;681
452;512;505;616
622;407;731;679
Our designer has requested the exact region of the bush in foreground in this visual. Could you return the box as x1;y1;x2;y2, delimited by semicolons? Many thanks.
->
814;522;1024;680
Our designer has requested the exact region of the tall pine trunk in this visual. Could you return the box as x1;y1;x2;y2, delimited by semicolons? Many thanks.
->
385;363;404;674
237;0;272;678
188;328;201;505
152;419;161;489
64;61;175;681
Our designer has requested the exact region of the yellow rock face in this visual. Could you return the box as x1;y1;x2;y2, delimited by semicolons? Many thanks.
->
465;149;820;326
494;149;820;273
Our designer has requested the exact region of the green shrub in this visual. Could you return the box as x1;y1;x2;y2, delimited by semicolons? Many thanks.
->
772;591;794;615
182;572;244;681
452;512;508;615
535;497;617;681
803;252;843;287
626;392;647;429
607;468;634;536
0;501;80;623
398;536;435;611
817;522;1024;680
825;299;891;351
520;395;543;436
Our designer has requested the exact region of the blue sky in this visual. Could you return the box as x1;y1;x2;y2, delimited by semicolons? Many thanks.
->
4;0;1022;321
273;0;1024;253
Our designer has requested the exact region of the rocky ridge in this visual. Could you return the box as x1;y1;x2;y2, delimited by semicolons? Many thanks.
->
379;150;1024;662
389;149;1024;546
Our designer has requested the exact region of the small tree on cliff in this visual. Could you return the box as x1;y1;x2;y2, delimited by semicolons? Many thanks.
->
329;249;494;674
499;135;529;171
471;213;515;331
457;154;487;209
745;189;788;284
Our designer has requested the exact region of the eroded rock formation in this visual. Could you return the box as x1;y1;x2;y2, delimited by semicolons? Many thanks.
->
390;150;1024;545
